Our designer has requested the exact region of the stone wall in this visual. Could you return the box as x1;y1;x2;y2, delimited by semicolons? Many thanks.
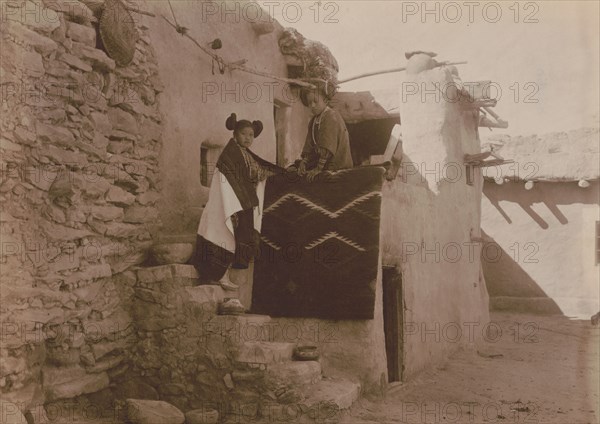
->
130;264;326;422
131;265;230;412
1;0;164;412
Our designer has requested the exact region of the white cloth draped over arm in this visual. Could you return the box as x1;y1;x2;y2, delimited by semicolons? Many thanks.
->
197;169;266;253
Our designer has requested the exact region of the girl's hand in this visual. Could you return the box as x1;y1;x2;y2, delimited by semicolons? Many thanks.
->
306;169;321;182
297;160;307;176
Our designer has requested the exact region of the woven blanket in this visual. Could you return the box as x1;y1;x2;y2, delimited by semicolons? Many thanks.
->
252;166;386;319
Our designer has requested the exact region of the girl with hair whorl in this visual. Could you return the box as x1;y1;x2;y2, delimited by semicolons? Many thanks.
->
196;113;282;294
289;81;353;181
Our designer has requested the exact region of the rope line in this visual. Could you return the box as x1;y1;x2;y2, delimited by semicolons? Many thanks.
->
167;0;179;28
161;10;316;89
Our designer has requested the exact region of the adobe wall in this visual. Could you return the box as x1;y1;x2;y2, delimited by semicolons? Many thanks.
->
482;180;600;318
380;60;490;379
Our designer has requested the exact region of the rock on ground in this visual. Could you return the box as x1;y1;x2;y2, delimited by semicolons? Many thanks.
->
126;399;185;424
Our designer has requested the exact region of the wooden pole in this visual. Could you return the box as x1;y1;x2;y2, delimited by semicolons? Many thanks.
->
229;64;316;88
483;106;501;120
125;7;155;17
338;67;408;84
338;61;468;84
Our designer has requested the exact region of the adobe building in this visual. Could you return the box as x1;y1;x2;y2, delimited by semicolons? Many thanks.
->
1;0;493;422
481;128;599;319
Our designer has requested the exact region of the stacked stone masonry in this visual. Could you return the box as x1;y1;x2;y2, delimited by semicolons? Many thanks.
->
131;264;361;423
0;0;164;413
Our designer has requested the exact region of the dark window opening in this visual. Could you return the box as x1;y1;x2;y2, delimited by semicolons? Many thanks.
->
274;100;290;167
200;143;221;187
200;147;209;187
346;117;400;166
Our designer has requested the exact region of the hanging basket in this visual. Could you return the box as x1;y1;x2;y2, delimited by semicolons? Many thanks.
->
99;0;139;67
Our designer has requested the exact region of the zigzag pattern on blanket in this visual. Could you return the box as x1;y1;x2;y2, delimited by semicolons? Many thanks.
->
264;191;381;219
252;166;386;320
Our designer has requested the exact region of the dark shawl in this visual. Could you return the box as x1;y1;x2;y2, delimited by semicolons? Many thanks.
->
216;139;281;211
301;107;353;171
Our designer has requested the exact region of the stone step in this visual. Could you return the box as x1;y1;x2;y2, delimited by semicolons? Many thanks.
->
206;314;273;344
184;285;225;315
265;361;322;388
126;399;185;424
137;264;199;287
234;341;295;365
156;233;196;244
301;377;360;411
257;378;361;423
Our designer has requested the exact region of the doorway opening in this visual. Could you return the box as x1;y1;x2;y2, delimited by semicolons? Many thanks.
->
383;265;403;382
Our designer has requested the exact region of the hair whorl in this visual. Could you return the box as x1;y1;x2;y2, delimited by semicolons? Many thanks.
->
252;121;263;138
225;113;237;131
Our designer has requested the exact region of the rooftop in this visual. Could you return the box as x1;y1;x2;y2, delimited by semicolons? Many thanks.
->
484;127;600;182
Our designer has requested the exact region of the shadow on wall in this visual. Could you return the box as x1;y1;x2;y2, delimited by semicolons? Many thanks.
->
481;229;563;315
392;152;432;192
483;180;597;229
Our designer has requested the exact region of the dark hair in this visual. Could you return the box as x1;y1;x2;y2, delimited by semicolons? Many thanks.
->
225;113;263;137
299;80;336;107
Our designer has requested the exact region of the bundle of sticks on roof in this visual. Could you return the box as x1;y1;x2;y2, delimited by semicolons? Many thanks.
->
278;28;339;91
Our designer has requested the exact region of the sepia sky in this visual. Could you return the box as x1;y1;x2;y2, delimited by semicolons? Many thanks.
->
266;1;600;137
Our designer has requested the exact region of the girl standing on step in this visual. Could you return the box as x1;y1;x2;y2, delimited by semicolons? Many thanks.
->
195;113;282;293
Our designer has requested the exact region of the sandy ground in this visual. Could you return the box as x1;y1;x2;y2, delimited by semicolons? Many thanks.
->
342;312;600;424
